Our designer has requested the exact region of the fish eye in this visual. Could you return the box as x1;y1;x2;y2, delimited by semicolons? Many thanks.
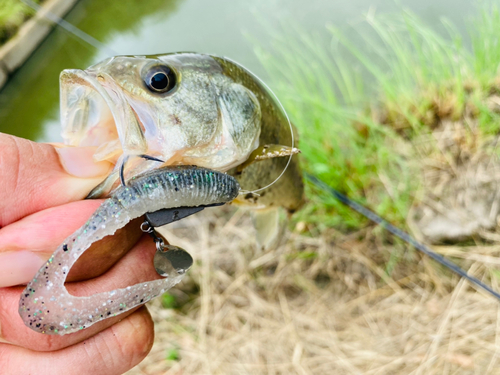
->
144;65;177;93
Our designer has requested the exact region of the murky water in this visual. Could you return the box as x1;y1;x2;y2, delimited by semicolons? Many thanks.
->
0;0;478;142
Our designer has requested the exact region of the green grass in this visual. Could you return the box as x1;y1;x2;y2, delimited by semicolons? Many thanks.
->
165;347;180;361
161;293;178;309
255;4;500;232
0;0;43;45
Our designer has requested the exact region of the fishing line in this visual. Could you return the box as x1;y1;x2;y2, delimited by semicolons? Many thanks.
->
306;172;500;301
20;0;117;56
221;57;295;196
20;0;500;301
18;1;293;195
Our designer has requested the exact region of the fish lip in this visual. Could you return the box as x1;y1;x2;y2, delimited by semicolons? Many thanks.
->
59;69;131;149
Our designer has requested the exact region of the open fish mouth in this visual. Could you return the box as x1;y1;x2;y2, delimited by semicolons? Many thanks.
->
60;69;116;146
59;67;257;169
59;53;271;197
60;68;148;164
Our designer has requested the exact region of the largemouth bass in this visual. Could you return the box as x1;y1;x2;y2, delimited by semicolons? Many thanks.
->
60;53;304;214
19;54;305;335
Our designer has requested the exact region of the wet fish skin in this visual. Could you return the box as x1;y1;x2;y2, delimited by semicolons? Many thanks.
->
213;56;305;213
61;53;261;172
61;53;304;213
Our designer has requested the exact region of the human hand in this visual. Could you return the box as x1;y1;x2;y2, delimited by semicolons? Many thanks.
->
0;134;161;375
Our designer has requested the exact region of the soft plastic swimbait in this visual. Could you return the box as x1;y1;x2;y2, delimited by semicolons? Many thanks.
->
19;166;239;335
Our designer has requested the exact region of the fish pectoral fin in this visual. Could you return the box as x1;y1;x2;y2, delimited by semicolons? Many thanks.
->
251;208;287;251
237;144;300;173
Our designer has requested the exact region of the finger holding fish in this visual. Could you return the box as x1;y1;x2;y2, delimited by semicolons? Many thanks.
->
0;201;145;286
0;306;154;375
0;132;162;358
0;134;148;288
0;133;161;353
19;166;240;335
1;234;158;351
0;134;112;227
15;52;305;336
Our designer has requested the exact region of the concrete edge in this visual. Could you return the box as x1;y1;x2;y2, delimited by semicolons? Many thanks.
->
0;0;79;90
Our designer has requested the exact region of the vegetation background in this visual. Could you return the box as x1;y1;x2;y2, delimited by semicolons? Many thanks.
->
0;0;43;44
3;0;500;373
129;4;500;374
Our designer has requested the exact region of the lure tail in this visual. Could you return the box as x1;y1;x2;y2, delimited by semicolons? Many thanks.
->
19;166;239;335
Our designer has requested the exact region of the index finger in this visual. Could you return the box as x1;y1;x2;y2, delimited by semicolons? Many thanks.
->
0;133;112;227
0;234;161;351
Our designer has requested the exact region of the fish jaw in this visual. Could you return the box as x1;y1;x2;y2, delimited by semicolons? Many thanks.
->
60;53;264;187
59;61;260;171
60;69;149;163
60;69;116;148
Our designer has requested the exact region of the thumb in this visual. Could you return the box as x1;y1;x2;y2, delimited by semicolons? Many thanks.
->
0;133;112;227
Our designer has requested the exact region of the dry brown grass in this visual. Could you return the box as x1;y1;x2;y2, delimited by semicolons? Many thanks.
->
408;117;500;243
122;14;500;374
125;204;500;375
124;66;500;375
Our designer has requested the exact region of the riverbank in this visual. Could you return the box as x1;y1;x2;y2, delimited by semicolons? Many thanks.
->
0;0;78;89
128;6;500;374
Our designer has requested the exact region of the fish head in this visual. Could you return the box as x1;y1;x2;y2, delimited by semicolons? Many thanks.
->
60;53;261;171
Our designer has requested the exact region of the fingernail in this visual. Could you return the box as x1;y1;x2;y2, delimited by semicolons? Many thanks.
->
0;251;45;287
56;147;112;178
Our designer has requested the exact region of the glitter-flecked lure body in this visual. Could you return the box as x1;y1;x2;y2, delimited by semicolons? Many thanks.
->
19;166;239;335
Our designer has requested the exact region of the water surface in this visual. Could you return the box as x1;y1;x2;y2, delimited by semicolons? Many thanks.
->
0;0;478;141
